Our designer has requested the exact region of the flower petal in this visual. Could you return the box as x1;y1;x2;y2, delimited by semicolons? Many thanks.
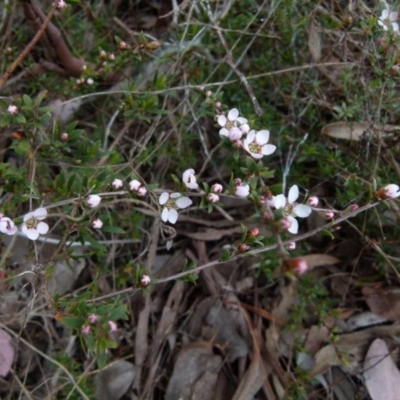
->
287;216;298;234
218;115;227;127
176;196;192;209
228;108;239;121
392;21;399;31
170;192;181;199
243;139;250;153
26;228;39;241
236;117;248;124
261;144;277;156
23;212;34;222
274;194;286;209
229;127;242;141
36;222;49;235
294;204;312;218
390;11;398;21
249;152;263;159
21;223;28;234
159;192;169;205
288;185;299;203
168;209;178;224
161;208;169;222
247;130;256;143
382;9;389;19
255;130;270;145
219;128;229;137
34;207;47;220
182;169;195;183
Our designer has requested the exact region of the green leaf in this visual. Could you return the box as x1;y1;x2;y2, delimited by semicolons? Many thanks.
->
82;234;107;252
101;226;125;234
35;90;48;107
108;305;128;321
220;249;230;262
97;352;108;369
320;229;335;239
23;94;33;108
61;316;85;329
0;114;12;127
14;114;26;124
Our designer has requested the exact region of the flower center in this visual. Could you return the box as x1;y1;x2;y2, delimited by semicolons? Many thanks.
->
249;142;261;154
25;217;37;229
225;121;235;129
166;199;177;209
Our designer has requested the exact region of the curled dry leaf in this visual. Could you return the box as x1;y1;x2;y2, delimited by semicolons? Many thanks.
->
364;338;400;400
321;122;399;141
362;285;400;321
308;19;321;62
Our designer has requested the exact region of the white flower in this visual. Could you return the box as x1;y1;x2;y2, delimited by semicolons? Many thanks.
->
243;130;276;159
182;169;199;189
218;108;249;140
21;208;49;241
57;0;67;8
87;78;94;85
92;219;103;229
274;185;312;234
138;187;147;196
378;8;399;32
383;184;400;199
208;193;219;203
0;217;17;235
87;195;101;208
141;275;151;286
112;179;123;189
129;179;141;191
7;105;18;114
159;192;192;224
235;184;250;198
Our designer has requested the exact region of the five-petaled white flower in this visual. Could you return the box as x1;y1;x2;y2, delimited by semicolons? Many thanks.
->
218;108;249;141
182;169;199;189
0;217;17;235
21;208;49;240
378;8;399;32
243;130;276;159
159;192;192;224
274;185;312;234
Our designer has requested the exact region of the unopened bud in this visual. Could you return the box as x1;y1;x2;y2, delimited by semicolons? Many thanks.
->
238;243;249;253
118;41;127;50
215;102;222;108
287;242;296;250
282;257;308;276
248;228;259;237
206;90;212;97
147;40;161;50
108;53;115;60
99;50;107;59
60;132;69;142
325;211;335;220
308;196;318;207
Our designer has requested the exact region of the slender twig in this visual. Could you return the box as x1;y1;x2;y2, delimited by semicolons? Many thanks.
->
0;2;58;89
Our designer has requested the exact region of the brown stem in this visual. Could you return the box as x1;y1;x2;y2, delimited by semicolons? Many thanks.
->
0;2;59;89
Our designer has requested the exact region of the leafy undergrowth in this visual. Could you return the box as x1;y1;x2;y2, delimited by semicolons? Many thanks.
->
0;0;400;399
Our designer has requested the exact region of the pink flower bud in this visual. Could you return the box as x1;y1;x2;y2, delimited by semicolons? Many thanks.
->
238;243;249;253
228;127;242;141
81;325;91;335
325;211;335;220
7;105;18;114
215;102;221;108
281;217;292;230
108;53;115;60
349;204;359;211
206;90;212;97
129;179;141;191
88;314;98;324
308;196;318;207
99;50;107;58
234;178;242;186
211;183;223;193
87;195;101;208
108;321;118;332
208;193;219;203
57;0;66;8
60;132;69;142
118;41;127;49
235;184;250;198
137;187;147;196
112;179;123;189
287;242;296;250
283;258;308;275
248;228;259;237
92;218;103;229
141;275;151;286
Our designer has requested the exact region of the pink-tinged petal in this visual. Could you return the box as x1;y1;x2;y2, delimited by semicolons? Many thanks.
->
228;108;239;121
218;115;227;127
176;196;192;209
170;192;181;199
186;181;198;189
159;192;169;205
161;208;169;222
261;144;277;156
274;194;286;209
287;216;298;234
6;226;17;236
26;229;39;241
236;117;248;124
240;123;250;134
36;222;49;235
382;9;389;19
129;179;141;191
288;185;299;203
247;130;256;143
33;207;47;220
255;130;270;145
182;169;195;182
243;139;250;153
229;127;242;141
168;209;178;224
23;212;34;222
235;185;250;198
392;21;399;31
390;11;398;21
293;204;312;218
219;128;229;137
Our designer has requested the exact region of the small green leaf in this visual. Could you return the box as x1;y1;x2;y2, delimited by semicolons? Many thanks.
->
321;229;335;239
102;226;125;234
221;249;230;262
61;316;85;329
